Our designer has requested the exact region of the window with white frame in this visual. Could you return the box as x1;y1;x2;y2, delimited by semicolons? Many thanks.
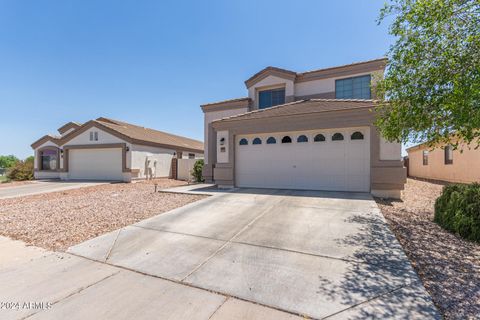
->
89;131;99;141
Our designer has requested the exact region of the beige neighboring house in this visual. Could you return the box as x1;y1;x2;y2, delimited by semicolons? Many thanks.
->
407;140;480;183
201;58;406;199
31;117;203;182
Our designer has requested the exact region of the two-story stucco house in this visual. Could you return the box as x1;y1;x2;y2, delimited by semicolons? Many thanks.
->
31;117;203;182
201;58;406;198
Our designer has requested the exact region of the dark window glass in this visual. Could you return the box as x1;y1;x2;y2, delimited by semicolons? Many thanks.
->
267;137;276;144
332;133;344;141
252;138;262;145
351;131;364;140
188;153;195;159
239;138;248;145
297;135;308;143
281;136;292;143
258;88;285;109
335;75;371;99
40;149;57;170
314;134;326;142
423;150;429;165
444;146;453;164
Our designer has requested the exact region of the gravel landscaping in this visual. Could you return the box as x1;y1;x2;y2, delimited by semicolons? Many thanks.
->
376;178;480;319
0;179;207;251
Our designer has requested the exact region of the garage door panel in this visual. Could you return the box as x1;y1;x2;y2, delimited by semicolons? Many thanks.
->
69;148;123;181
235;128;370;192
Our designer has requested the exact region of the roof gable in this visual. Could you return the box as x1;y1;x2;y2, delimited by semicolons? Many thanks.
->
33;118;204;153
245;67;297;88
57;121;82;135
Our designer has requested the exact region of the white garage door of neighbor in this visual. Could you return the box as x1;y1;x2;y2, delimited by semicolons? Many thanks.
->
69;148;123;181
235;127;370;192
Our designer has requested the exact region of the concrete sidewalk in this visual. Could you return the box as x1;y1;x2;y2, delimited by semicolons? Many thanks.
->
0;237;300;320
0;181;107;199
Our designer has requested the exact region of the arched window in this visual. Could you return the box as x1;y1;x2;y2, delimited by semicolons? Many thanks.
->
266;137;276;144
39;148;58;171
239;138;248;145
351;131;364;140
281;136;292;143
332;133;344;141
252;138;262;145
314;134;326;142
297;135;308;143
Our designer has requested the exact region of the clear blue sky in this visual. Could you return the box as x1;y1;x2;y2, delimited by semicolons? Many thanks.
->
0;0;396;159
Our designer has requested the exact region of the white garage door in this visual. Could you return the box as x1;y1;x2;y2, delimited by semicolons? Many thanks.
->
69;148;123;181
235;127;370;192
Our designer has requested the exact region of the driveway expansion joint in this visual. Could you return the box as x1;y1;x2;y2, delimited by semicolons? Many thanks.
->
21;270;121;320
65;251;311;319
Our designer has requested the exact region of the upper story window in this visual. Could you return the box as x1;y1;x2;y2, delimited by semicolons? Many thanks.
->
258;88;285;109
335;75;371;99
89;131;99;141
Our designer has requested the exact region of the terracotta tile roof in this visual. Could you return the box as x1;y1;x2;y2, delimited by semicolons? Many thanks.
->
94;118;204;152
213;99;377;123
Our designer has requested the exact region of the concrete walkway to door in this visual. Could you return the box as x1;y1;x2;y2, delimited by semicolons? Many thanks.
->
64;186;439;319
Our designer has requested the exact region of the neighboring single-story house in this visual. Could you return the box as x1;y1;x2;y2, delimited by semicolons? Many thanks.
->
406;139;480;183
31;117;203;182
201;58;406;198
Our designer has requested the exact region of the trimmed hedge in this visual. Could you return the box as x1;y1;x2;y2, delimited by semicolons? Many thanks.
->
434;183;480;242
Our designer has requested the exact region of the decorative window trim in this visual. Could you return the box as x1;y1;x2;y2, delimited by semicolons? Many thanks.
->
297;135;308;143
351;131;364;140
252;138;262;145
281;136;292;144
332;133;344;141
314;134;326;142
266;137;277;144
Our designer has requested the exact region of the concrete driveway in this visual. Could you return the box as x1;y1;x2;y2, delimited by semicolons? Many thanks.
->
0;180;107;199
61;186;439;319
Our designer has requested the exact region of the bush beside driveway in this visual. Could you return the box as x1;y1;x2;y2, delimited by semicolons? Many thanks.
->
376;178;480;319
0;179;207;251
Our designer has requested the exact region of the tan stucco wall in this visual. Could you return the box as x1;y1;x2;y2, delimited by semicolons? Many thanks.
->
408;142;480;183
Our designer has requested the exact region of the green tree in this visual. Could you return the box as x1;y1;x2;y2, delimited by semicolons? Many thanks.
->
7;156;34;181
376;0;480;147
0;155;19;168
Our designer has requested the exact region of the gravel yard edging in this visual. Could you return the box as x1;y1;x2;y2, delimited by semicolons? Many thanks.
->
375;178;480;319
0;179;207;251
